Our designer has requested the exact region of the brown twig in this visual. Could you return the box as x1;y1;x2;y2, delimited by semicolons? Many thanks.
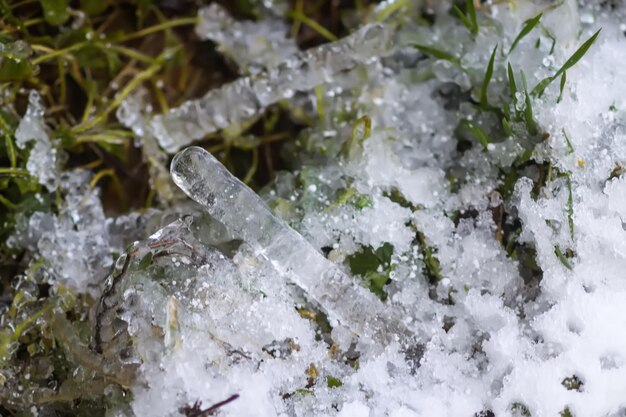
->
180;394;240;417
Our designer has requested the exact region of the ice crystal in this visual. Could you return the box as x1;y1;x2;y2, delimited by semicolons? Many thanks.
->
150;23;393;153
14;91;61;191
9;171;160;294
196;3;298;73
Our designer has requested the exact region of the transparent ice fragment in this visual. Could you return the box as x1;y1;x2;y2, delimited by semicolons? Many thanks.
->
14;90;61;191
95;212;325;411
171;146;413;346
116;89;149;143
0;39;33;61
15;91;46;147
151;23;394;153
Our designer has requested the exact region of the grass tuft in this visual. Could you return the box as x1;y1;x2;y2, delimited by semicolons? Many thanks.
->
453;0;479;36
532;29;601;97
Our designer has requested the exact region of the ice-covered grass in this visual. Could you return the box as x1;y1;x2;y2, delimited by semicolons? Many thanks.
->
3;1;626;416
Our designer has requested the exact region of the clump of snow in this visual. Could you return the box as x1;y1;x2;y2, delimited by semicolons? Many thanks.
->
14;91;62;191
9;171;160;294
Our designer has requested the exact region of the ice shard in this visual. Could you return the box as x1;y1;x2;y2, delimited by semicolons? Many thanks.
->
14;91;61;191
171;146;413;346
151;23;394;153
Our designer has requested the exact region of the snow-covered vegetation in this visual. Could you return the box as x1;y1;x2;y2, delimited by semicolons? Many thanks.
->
2;1;626;416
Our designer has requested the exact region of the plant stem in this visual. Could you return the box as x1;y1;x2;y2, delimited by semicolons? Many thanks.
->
32;42;88;65
119;17;198;42
0;168;29;176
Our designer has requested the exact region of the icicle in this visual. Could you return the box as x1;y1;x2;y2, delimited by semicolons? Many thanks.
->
170;146;413;346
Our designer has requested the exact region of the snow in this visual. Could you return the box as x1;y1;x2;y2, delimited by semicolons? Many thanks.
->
118;2;626;414
13;0;626;416
14;91;61;192
8;171;160;294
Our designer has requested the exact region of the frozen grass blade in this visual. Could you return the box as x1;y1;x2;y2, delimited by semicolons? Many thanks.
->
171;146;416;346
344;115;372;157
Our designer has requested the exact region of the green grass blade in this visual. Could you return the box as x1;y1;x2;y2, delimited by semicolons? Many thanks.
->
507;62;517;97
509;13;542;54
566;174;574;240
412;44;462;67
555;245;573;270
506;62;520;119
502;117;513;137
453;5;474;34
466;0;478;34
520;71;538;135
532;29;600;97
531;76;554;97
289;9;338;42
555;29;601;77
524;90;538;135
562;128;575;154
540;25;557;54
507;62;522;120
480;45;498;110
463;120;491;149
0;168;29;176
557;71;566;103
